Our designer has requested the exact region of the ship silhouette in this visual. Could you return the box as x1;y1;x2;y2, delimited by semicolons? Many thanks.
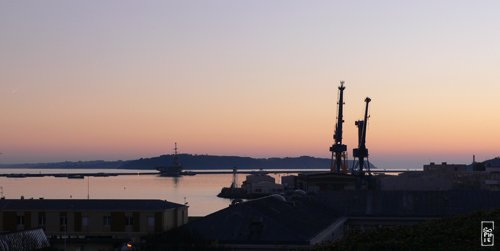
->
156;143;183;177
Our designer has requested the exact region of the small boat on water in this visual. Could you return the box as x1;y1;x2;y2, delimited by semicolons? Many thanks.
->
180;171;196;176
67;174;85;179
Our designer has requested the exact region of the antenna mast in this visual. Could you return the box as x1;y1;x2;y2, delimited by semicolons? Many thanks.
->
172;142;180;166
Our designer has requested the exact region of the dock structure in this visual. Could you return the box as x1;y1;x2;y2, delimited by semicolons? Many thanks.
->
0;172;157;178
0;169;410;179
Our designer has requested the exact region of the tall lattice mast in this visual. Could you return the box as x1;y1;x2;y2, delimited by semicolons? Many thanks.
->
330;81;347;173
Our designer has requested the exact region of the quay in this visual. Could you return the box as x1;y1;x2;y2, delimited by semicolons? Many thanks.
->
0;172;157;178
0;169;418;178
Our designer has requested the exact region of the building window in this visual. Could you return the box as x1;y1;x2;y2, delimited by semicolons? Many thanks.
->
125;215;134;226
60;213;67;232
17;215;24;225
147;216;155;227
82;216;89;227
38;213;46;226
103;216;112;226
60;215;67;225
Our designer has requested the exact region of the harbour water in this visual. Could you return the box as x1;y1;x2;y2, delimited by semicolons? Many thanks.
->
0;168;294;216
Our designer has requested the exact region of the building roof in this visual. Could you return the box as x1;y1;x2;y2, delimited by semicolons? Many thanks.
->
0;199;185;211
0;228;50;251
183;194;337;245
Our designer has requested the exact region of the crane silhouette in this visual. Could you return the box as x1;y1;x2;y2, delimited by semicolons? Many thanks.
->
329;81;347;173
352;97;371;176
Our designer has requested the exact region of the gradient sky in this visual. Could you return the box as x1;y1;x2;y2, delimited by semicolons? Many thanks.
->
1;1;499;168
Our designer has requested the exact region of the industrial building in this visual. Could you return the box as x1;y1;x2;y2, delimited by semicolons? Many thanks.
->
241;173;283;194
423;162;468;172
181;194;341;250
296;172;360;192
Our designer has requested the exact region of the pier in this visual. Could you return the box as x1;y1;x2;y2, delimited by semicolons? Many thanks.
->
0;169;419;178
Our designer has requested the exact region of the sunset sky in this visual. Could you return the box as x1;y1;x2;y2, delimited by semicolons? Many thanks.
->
1;1;499;168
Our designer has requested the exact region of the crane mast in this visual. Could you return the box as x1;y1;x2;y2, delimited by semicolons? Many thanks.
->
352;97;371;175
330;81;347;173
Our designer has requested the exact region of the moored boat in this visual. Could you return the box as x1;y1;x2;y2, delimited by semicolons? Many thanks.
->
157;143;183;177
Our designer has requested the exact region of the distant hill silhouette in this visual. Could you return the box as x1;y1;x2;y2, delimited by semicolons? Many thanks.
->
121;154;333;170
1;154;347;170
1;160;124;169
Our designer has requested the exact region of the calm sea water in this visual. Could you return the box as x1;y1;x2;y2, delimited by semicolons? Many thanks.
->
0;169;292;216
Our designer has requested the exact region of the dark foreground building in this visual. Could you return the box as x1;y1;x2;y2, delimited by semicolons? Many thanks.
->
163;189;500;250
312;190;500;217
0;199;187;251
177;194;344;250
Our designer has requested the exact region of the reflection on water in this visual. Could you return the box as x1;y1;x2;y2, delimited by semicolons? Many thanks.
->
0;174;240;216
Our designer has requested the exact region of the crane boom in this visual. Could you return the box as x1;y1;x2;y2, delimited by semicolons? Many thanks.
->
352;97;371;175
360;97;371;149
334;82;345;144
